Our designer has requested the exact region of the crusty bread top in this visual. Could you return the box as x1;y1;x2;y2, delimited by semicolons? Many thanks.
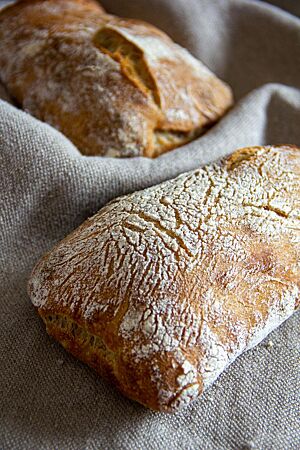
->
28;145;300;411
0;0;233;157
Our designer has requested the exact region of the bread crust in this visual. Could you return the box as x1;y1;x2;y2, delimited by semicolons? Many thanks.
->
0;0;233;157
28;145;300;411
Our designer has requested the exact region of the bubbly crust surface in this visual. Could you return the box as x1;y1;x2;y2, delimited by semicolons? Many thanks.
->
28;145;300;411
0;0;233;157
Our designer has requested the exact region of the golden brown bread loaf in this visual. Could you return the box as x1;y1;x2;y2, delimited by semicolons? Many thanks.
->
28;145;300;411
0;0;233;157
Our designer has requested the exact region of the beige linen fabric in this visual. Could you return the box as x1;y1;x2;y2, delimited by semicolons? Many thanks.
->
0;1;299;449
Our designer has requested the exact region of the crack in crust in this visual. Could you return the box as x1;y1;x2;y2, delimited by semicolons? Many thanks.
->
94;26;161;106
28;145;300;411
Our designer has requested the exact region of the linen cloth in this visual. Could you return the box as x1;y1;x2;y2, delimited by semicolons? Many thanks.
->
1;0;300;449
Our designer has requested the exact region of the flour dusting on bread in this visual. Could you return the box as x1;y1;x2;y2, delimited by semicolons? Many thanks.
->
28;145;300;411
0;0;233;157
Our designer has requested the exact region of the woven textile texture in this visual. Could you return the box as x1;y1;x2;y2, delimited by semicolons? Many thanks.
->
0;0;299;449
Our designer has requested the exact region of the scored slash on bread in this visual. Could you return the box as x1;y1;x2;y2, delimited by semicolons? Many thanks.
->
93;19;232;156
0;0;233;157
28;145;300;411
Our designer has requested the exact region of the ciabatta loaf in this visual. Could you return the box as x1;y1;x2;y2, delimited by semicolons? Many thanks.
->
28;145;300;411
0;0;233;157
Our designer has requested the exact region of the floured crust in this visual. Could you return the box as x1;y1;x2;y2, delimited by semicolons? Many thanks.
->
28;145;300;411
0;0;233;157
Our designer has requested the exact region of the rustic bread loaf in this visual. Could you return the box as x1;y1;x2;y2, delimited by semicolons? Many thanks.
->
0;0;233;157
28;145;300;411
